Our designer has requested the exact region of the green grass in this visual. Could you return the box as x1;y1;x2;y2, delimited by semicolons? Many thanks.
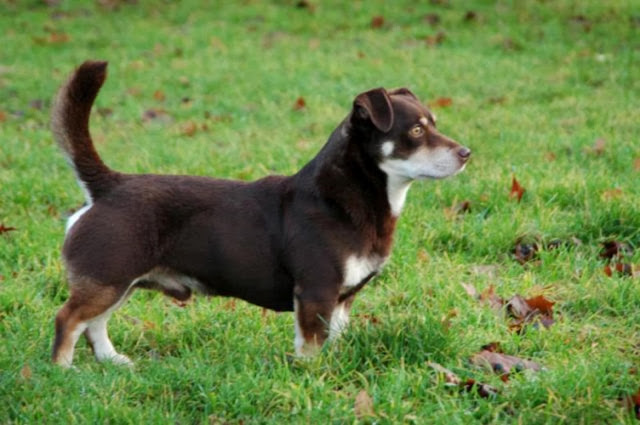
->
1;0;639;423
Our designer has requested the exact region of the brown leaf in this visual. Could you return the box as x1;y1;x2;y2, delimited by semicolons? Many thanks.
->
142;108;172;123
20;364;32;380
371;15;385;29
589;138;606;155
354;390;375;419
625;387;640;419
428;362;461;385
423;13;440;26
181;121;198;137
634;158;640;172
462;379;499;398
509;176;525;202
460;282;479;299
295;0;315;12
0;110;6;122
471;350;542;374
0;224;17;234
604;263;635;277
153;90;166;101
293;97;306;111
464;11;478;22
513;241;538;264
601;188;623;200
444;200;471;219
431;97;452;108
425;31;446;46
479;285;504;311
506;295;532;319
600;240;632;260
525;295;555;316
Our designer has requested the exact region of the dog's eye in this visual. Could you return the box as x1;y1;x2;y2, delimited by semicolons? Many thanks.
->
409;125;424;138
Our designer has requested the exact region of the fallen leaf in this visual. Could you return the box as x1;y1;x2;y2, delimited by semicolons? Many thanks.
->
428;363;498;398
0;224;17;234
371;15;385;29
624;387;640;419
153;90;166;101
479;285;504;311
460;282;479;299
604;263;636;277
293;97;306;111
428;362;461;385
589;138;606;155
423;13;440;26
142;108;172;124
462;379;499;398
20;364;32;380
471;349;542;374
600;240;633;260
295;0;315;12
569;15;592;32
464;11;478;22
354;390;375;419
525;295;555;316
444;200;471;219
634;158;640;172
513;240;538;264
509;176;525;202
488;96;507;105
0;110;6;122
602;188;623;200
544;151;557;161
430;97;452;108
425;31;446;46
181;121;198;137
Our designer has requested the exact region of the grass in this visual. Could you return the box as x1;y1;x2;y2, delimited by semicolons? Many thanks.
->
1;0;639;423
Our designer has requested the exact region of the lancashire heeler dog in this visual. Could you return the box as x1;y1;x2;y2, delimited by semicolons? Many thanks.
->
51;61;470;366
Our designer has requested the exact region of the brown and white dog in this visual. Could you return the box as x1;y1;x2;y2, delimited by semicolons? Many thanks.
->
51;61;470;367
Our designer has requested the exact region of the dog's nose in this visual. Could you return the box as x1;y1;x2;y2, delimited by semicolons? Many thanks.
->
457;146;471;161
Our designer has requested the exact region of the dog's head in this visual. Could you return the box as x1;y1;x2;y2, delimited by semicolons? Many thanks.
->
350;87;470;181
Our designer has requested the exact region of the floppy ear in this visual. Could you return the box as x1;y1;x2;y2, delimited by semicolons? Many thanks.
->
352;88;394;133
389;87;418;100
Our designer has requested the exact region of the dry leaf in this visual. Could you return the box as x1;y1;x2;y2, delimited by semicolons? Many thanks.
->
460;282;479;299
425;31;446;46
181;121;198;137
633;158;640;172
600;240;632;260
428;362;461;385
153;90;166;101
431;97;452;108
371;15;385;29
142;108;172;124
293;97;306;110
423;13;440;26
513;240;538;264
0;224;17;234
0;110;6;122
471;350;542;374
509;176;525;202
480;285;504;311
588;138;606;155
464;11;478;21
20;364;32;380
354;390;375;419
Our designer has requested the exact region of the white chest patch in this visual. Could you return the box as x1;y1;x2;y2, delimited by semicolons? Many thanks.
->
342;254;386;288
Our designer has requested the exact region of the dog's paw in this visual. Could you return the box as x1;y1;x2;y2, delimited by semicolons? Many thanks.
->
109;353;134;367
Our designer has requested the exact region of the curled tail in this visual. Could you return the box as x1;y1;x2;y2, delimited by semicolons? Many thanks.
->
52;60;120;202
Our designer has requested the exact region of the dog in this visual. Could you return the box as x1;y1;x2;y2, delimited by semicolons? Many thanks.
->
51;61;470;367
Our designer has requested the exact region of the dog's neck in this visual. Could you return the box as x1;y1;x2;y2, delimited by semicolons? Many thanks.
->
296;119;397;255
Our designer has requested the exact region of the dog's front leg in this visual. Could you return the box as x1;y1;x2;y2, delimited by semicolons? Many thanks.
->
293;294;336;357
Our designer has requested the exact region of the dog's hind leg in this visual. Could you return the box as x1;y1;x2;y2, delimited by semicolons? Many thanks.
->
52;278;132;367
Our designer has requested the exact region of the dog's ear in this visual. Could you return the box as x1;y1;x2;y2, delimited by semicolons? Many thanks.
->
352;88;394;133
389;87;418;100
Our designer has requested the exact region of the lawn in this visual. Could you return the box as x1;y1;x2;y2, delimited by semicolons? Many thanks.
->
1;0;639;423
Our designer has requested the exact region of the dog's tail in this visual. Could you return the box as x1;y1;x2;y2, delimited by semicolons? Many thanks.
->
52;60;120;202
